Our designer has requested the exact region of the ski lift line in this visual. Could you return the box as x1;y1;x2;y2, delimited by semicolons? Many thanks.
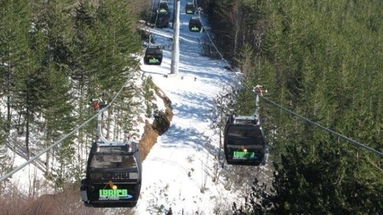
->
255;92;383;158
0;77;133;183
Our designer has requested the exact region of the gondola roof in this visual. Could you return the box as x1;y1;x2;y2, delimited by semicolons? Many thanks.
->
145;45;163;55
231;115;258;125
190;16;201;21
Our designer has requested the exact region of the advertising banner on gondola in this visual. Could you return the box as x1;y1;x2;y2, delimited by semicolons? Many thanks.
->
99;188;133;200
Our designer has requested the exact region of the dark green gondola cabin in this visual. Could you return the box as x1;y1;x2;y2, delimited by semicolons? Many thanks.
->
189;17;202;32
144;46;163;65
155;1;170;28
80;142;142;207
158;1;169;14
185;2;195;14
224;115;266;166
156;12;170;28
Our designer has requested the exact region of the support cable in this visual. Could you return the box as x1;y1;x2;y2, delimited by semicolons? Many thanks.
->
0;74;134;183
253;88;383;158
196;8;231;68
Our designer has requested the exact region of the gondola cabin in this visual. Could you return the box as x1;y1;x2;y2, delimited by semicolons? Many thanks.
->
189;17;202;32
156;12;170;28
156;2;170;28
158;1;169;14
80;142;142;207
185;2;195;14
224;115;266;166
144;46;163;65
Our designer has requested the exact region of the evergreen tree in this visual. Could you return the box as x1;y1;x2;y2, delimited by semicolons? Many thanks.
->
0;0;32;133
31;0;76;176
207;0;383;213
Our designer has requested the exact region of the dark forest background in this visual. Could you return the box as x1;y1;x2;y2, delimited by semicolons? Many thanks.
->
204;0;383;213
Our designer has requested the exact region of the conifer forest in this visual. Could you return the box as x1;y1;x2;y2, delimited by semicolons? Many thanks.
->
0;0;147;187
207;0;383;213
0;0;382;214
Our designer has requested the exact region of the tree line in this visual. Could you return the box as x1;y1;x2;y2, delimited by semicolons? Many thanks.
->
0;0;150;188
205;0;383;213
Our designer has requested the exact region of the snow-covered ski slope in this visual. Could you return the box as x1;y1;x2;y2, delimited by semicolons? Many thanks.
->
137;1;238;214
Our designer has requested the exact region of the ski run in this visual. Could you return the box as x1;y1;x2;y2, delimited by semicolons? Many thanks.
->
137;0;240;213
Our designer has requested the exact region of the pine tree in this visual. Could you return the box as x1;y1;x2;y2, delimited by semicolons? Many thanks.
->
0;0;32;133
30;0;76;176
223;0;383;213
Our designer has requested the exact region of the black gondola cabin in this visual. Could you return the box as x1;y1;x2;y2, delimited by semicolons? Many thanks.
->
156;1;170;28
189;17;202;32
156;12;170;28
224;115;266;165
158;1;169;14
80;142;142;207
185;2;195;14
144;46;163;65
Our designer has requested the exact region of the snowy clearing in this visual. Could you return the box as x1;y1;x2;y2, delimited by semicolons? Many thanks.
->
136;1;240;214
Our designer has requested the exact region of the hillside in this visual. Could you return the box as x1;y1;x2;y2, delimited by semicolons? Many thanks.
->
2;0;382;214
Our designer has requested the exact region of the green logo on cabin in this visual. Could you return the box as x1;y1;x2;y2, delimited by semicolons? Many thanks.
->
159;9;167;13
149;58;160;63
191;26;200;31
99;189;133;200
187;10;193;14
233;151;256;159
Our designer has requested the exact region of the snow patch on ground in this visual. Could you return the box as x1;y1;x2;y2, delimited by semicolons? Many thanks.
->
5;149;49;196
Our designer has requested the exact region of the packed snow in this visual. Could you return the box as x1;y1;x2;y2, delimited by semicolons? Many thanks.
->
136;0;240;214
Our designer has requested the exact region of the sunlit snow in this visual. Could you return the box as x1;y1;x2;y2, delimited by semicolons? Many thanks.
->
136;0;238;213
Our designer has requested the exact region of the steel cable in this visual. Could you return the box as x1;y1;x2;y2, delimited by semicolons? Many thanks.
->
254;90;383;158
0;66;139;183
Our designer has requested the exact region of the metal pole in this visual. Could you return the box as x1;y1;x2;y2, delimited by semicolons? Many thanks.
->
170;0;180;74
97;111;108;143
255;94;259;118
253;85;264;119
172;0;176;28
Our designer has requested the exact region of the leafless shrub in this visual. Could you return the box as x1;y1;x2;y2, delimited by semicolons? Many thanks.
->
0;184;107;215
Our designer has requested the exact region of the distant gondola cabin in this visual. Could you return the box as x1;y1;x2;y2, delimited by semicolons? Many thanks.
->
224;115;266;166
80;142;142;207
156;12;170;28
144;46;163;65
189;17;202;32
158;1;169;14
185;2;195;14
156;1;170;28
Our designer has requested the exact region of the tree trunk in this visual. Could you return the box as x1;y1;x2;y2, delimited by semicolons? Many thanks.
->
6;67;11;133
7;94;11;132
26;105;30;160
234;29;238;56
45;148;50;176
106;109;111;139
